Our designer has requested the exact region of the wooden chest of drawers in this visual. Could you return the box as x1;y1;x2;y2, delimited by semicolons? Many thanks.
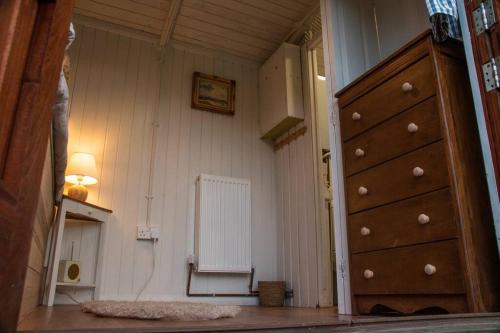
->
335;31;500;315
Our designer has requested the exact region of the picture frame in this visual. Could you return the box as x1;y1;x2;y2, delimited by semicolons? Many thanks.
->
191;72;235;115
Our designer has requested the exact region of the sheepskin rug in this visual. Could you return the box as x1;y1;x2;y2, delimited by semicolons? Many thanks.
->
81;301;241;320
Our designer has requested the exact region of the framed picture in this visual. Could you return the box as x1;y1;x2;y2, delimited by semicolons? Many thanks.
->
191;72;235;115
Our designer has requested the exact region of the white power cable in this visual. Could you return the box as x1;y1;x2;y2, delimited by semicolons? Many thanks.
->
135;239;157;301
57;290;81;304
135;66;162;301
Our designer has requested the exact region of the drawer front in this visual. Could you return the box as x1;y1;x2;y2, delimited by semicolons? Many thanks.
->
343;97;442;176
340;57;435;141
76;204;108;222
351;240;465;295
354;295;468;314
346;141;449;213
349;189;457;253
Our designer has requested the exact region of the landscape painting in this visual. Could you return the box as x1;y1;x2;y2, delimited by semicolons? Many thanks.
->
191;72;235;115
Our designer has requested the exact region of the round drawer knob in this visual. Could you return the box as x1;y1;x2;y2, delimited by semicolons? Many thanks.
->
364;269;374;279
407;122;419;133
358;186;368;195
355;148;365;157
402;82;413;92
424;264;437;276
418;213;430;225
360;227;371;236
413;167;424;177
88;211;93;215
352;112;361;120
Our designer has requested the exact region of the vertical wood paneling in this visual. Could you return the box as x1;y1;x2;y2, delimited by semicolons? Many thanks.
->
20;142;54;320
372;0;429;59
331;0;429;89
66;25;278;303
274;107;322;306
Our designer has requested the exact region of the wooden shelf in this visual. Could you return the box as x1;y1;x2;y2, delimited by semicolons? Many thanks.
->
56;282;96;288
45;196;111;306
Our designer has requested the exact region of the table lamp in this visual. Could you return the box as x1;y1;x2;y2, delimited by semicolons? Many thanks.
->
65;152;98;202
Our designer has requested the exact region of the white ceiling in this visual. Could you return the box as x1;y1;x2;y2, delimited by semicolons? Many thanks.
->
73;0;319;62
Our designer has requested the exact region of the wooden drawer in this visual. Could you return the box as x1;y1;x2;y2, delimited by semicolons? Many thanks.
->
64;199;109;222
341;57;435;141
354;295;468;314
76;204;108;222
343;97;442;176
346;141;449;213
351;240;465;295
349;189;457;253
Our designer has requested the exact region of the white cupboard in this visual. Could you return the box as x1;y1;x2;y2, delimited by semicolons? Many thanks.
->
259;43;304;139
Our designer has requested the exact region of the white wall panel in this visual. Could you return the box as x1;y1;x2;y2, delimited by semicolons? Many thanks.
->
67;24;277;303
274;121;321;307
331;0;429;89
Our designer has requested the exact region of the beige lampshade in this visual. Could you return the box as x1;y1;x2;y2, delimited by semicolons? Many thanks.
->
65;152;98;185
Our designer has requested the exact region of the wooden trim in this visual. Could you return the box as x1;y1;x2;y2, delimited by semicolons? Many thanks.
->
282;3;320;44
273;126;307;151
463;0;500;196
72;13;159;44
0;1;74;330
456;0;500;250
159;0;182;47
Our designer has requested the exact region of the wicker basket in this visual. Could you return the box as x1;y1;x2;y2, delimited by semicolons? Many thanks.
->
258;281;286;307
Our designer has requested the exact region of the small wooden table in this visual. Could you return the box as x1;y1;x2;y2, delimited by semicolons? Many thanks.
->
44;195;112;306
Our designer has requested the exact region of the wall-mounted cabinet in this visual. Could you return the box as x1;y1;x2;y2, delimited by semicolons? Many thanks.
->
259;43;304;140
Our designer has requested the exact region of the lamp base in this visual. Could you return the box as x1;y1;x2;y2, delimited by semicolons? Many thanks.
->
67;184;88;202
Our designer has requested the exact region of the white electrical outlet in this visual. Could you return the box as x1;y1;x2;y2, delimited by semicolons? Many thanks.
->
137;225;151;240
137;225;160;241
150;226;160;240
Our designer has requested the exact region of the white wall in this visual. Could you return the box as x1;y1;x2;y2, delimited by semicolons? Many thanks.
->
274;121;321;307
373;0;430;59
273;44;333;307
331;0;429;88
66;24;277;304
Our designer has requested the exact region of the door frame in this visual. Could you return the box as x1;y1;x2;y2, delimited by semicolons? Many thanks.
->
318;0;352;315
301;35;335;308
0;1;73;330
456;0;500;252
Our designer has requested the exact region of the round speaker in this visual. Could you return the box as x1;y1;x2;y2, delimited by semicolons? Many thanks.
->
67;263;80;280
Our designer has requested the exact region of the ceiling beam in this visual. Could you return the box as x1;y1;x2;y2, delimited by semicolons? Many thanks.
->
73;14;159;44
160;0;183;48
282;2;320;44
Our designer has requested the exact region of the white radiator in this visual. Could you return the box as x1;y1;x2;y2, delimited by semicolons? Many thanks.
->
195;174;251;273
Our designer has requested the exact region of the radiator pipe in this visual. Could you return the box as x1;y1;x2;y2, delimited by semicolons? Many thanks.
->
186;263;293;298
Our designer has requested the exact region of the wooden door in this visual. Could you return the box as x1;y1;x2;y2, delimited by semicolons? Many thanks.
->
0;1;73;331
464;0;500;195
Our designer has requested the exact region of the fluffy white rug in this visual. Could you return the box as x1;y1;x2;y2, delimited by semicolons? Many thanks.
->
81;301;241;320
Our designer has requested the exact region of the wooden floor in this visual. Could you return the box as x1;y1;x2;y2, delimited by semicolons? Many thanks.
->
18;305;500;333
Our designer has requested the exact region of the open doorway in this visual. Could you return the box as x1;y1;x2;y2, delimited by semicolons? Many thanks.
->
302;34;338;307
312;44;337;306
